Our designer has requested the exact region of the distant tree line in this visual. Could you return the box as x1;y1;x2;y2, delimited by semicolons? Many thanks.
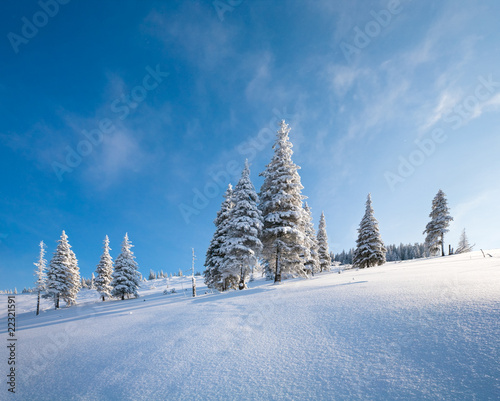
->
332;243;428;265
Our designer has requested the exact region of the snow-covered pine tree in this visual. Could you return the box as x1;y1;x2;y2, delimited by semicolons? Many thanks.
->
423;189;454;256
34;240;47;315
111;233;141;300
46;231;81;308
94;235;114;301
353;194;387;268
204;184;235;291
148;269;156;280
302;203;320;276
317;211;331;272
455;228;474;254
259;120;307;283
220;160;263;290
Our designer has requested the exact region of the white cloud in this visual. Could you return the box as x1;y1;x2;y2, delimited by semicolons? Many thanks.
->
83;127;143;188
244;51;273;101
419;89;463;132
143;4;236;71
326;65;368;97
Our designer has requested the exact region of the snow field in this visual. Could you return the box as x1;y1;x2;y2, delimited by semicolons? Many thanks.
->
1;250;499;400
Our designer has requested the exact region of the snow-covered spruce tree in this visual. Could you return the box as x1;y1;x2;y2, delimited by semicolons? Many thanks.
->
47;231;81;308
302;203;320;276
94;235;114;301
220;160;263;290
204;184;235;291
259;120;307;283
456;228;474;254
317;211;331;272
353;194;387;268
33;240;47;315
423;189;454;256
111;233;141;300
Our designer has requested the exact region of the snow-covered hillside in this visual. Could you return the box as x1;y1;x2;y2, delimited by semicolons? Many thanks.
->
2;250;500;400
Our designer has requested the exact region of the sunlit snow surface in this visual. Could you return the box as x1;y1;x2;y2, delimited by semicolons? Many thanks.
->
1;250;499;400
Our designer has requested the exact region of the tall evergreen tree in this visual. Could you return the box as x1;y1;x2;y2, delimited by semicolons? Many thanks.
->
317;211;331;272
455;228;474;254
259;120;307;282
111;233;141;300
204;184;235;291
34;240;47;315
46;231;81;308
423;189;454;256
220;160;263;290
94;235;114;301
302;203;320;276
353;194;387;268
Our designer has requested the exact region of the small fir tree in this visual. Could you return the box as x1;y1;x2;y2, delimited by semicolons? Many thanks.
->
46;231;81;308
204;184;235;291
220;160;263;290
111;233;141;300
317;211;331;272
353;194;387;268
95;235;114;301
33;241;47;315
455;228;474;254
302;203;320;276
423;189;454;256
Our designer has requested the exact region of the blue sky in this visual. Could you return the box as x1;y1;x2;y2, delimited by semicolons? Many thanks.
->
1;0;499;290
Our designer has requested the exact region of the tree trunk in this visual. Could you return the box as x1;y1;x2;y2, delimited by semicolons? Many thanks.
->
36;290;40;316
121;294;125;301
55;293;60;309
102;295;105;302
441;234;445;256
274;244;281;283
239;265;245;290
